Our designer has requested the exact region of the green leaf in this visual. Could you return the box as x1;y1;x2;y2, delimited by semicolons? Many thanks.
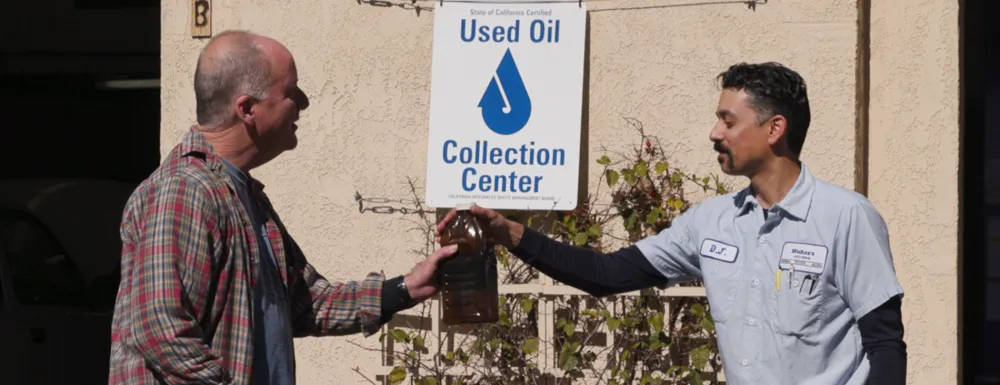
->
690;303;706;317
413;335;425;350
690;345;710;369
645;211;659;225
606;317;622;331
559;353;580;371
634;161;648;178
520;298;534;313
624;212;638;231
521;338;540;355
444;351;455;361
702;176;711;184
420;376;438;385
649;312;664;333
597;155;611;165
562;321;576;337
623;169;637;185
655;161;668;174
390;329;408;343
606;170;619;187
389;366;407;384
620;349;630;362
573;232;589;246
701;317;715;332
588;224;601;237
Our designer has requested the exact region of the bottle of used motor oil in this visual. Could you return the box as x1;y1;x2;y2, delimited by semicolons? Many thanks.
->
438;203;499;325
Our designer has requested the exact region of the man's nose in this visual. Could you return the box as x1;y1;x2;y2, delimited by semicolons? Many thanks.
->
709;123;725;142
297;89;310;110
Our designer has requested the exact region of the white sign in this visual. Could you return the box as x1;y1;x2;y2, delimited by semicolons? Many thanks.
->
424;0;587;210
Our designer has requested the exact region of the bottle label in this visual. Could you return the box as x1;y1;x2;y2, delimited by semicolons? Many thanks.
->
440;248;493;292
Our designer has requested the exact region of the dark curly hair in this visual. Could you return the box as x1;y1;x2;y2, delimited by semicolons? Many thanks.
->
717;62;811;157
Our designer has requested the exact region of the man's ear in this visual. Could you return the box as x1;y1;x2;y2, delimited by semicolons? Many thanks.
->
235;95;255;125
766;114;788;147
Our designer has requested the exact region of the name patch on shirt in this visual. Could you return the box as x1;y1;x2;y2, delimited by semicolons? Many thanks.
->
778;242;829;275
700;239;739;263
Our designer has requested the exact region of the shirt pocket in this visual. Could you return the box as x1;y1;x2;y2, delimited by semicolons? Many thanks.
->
701;258;743;324
774;272;824;337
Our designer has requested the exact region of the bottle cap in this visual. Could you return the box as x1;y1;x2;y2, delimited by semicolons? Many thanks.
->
455;202;476;210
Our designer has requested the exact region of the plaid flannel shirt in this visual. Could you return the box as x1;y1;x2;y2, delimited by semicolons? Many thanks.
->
109;126;386;384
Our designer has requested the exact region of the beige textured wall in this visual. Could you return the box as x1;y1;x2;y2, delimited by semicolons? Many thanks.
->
159;0;958;383
869;1;960;384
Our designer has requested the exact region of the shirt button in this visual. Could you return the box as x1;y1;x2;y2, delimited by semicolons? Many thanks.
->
792;280;801;288
748;318;756;326
758;236;766;244
752;278;760;286
741;359;750;366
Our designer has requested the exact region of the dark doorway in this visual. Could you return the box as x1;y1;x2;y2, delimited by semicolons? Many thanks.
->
961;0;998;383
0;0;161;184
0;1;159;384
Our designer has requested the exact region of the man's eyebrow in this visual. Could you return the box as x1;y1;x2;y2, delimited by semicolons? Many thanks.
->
716;109;735;119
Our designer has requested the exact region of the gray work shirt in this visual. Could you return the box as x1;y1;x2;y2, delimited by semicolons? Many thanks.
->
635;163;903;385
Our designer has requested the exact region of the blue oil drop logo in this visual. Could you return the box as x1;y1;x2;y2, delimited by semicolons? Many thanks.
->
478;48;532;135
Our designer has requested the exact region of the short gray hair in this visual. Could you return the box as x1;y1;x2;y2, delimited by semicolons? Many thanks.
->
194;30;273;128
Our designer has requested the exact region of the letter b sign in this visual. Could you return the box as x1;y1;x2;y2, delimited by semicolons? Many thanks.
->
191;0;212;38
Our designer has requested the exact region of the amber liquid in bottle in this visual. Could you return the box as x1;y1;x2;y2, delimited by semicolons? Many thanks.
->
438;204;499;325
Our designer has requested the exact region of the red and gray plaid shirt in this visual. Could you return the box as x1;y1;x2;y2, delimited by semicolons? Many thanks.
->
109;126;385;384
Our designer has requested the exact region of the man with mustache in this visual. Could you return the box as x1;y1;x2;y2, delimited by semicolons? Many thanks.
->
437;62;906;384
110;30;456;384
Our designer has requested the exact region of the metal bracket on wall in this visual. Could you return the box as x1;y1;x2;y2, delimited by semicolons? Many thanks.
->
192;0;212;38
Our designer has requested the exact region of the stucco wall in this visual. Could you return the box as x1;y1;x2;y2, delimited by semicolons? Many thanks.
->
159;0;958;383
868;1;961;384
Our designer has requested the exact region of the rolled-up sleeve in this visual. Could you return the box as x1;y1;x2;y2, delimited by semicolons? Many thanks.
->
835;202;905;319
633;207;703;286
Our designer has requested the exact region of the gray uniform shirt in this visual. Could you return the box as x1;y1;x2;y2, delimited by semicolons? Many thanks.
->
634;163;904;385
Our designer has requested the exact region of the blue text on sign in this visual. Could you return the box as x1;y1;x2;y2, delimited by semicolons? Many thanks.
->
442;140;567;193
460;19;561;43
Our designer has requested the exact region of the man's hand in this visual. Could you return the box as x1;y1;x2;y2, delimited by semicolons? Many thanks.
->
402;244;458;302
434;205;524;250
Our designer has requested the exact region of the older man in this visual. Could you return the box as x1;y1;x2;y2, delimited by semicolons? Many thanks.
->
109;30;455;384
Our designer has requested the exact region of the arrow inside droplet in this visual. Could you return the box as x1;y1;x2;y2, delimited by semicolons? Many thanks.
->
479;48;532;136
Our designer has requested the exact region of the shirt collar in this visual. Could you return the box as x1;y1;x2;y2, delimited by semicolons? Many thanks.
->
173;125;267;192
220;157;250;187
733;162;815;221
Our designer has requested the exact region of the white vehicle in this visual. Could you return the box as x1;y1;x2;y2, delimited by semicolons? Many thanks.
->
0;179;136;385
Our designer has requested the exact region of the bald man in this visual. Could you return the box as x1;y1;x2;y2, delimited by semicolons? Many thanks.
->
108;30;457;385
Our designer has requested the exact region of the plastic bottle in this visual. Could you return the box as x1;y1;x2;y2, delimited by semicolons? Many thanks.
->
437;203;499;325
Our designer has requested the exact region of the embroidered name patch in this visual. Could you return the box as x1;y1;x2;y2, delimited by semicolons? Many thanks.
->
778;242;829;275
700;239;739;263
